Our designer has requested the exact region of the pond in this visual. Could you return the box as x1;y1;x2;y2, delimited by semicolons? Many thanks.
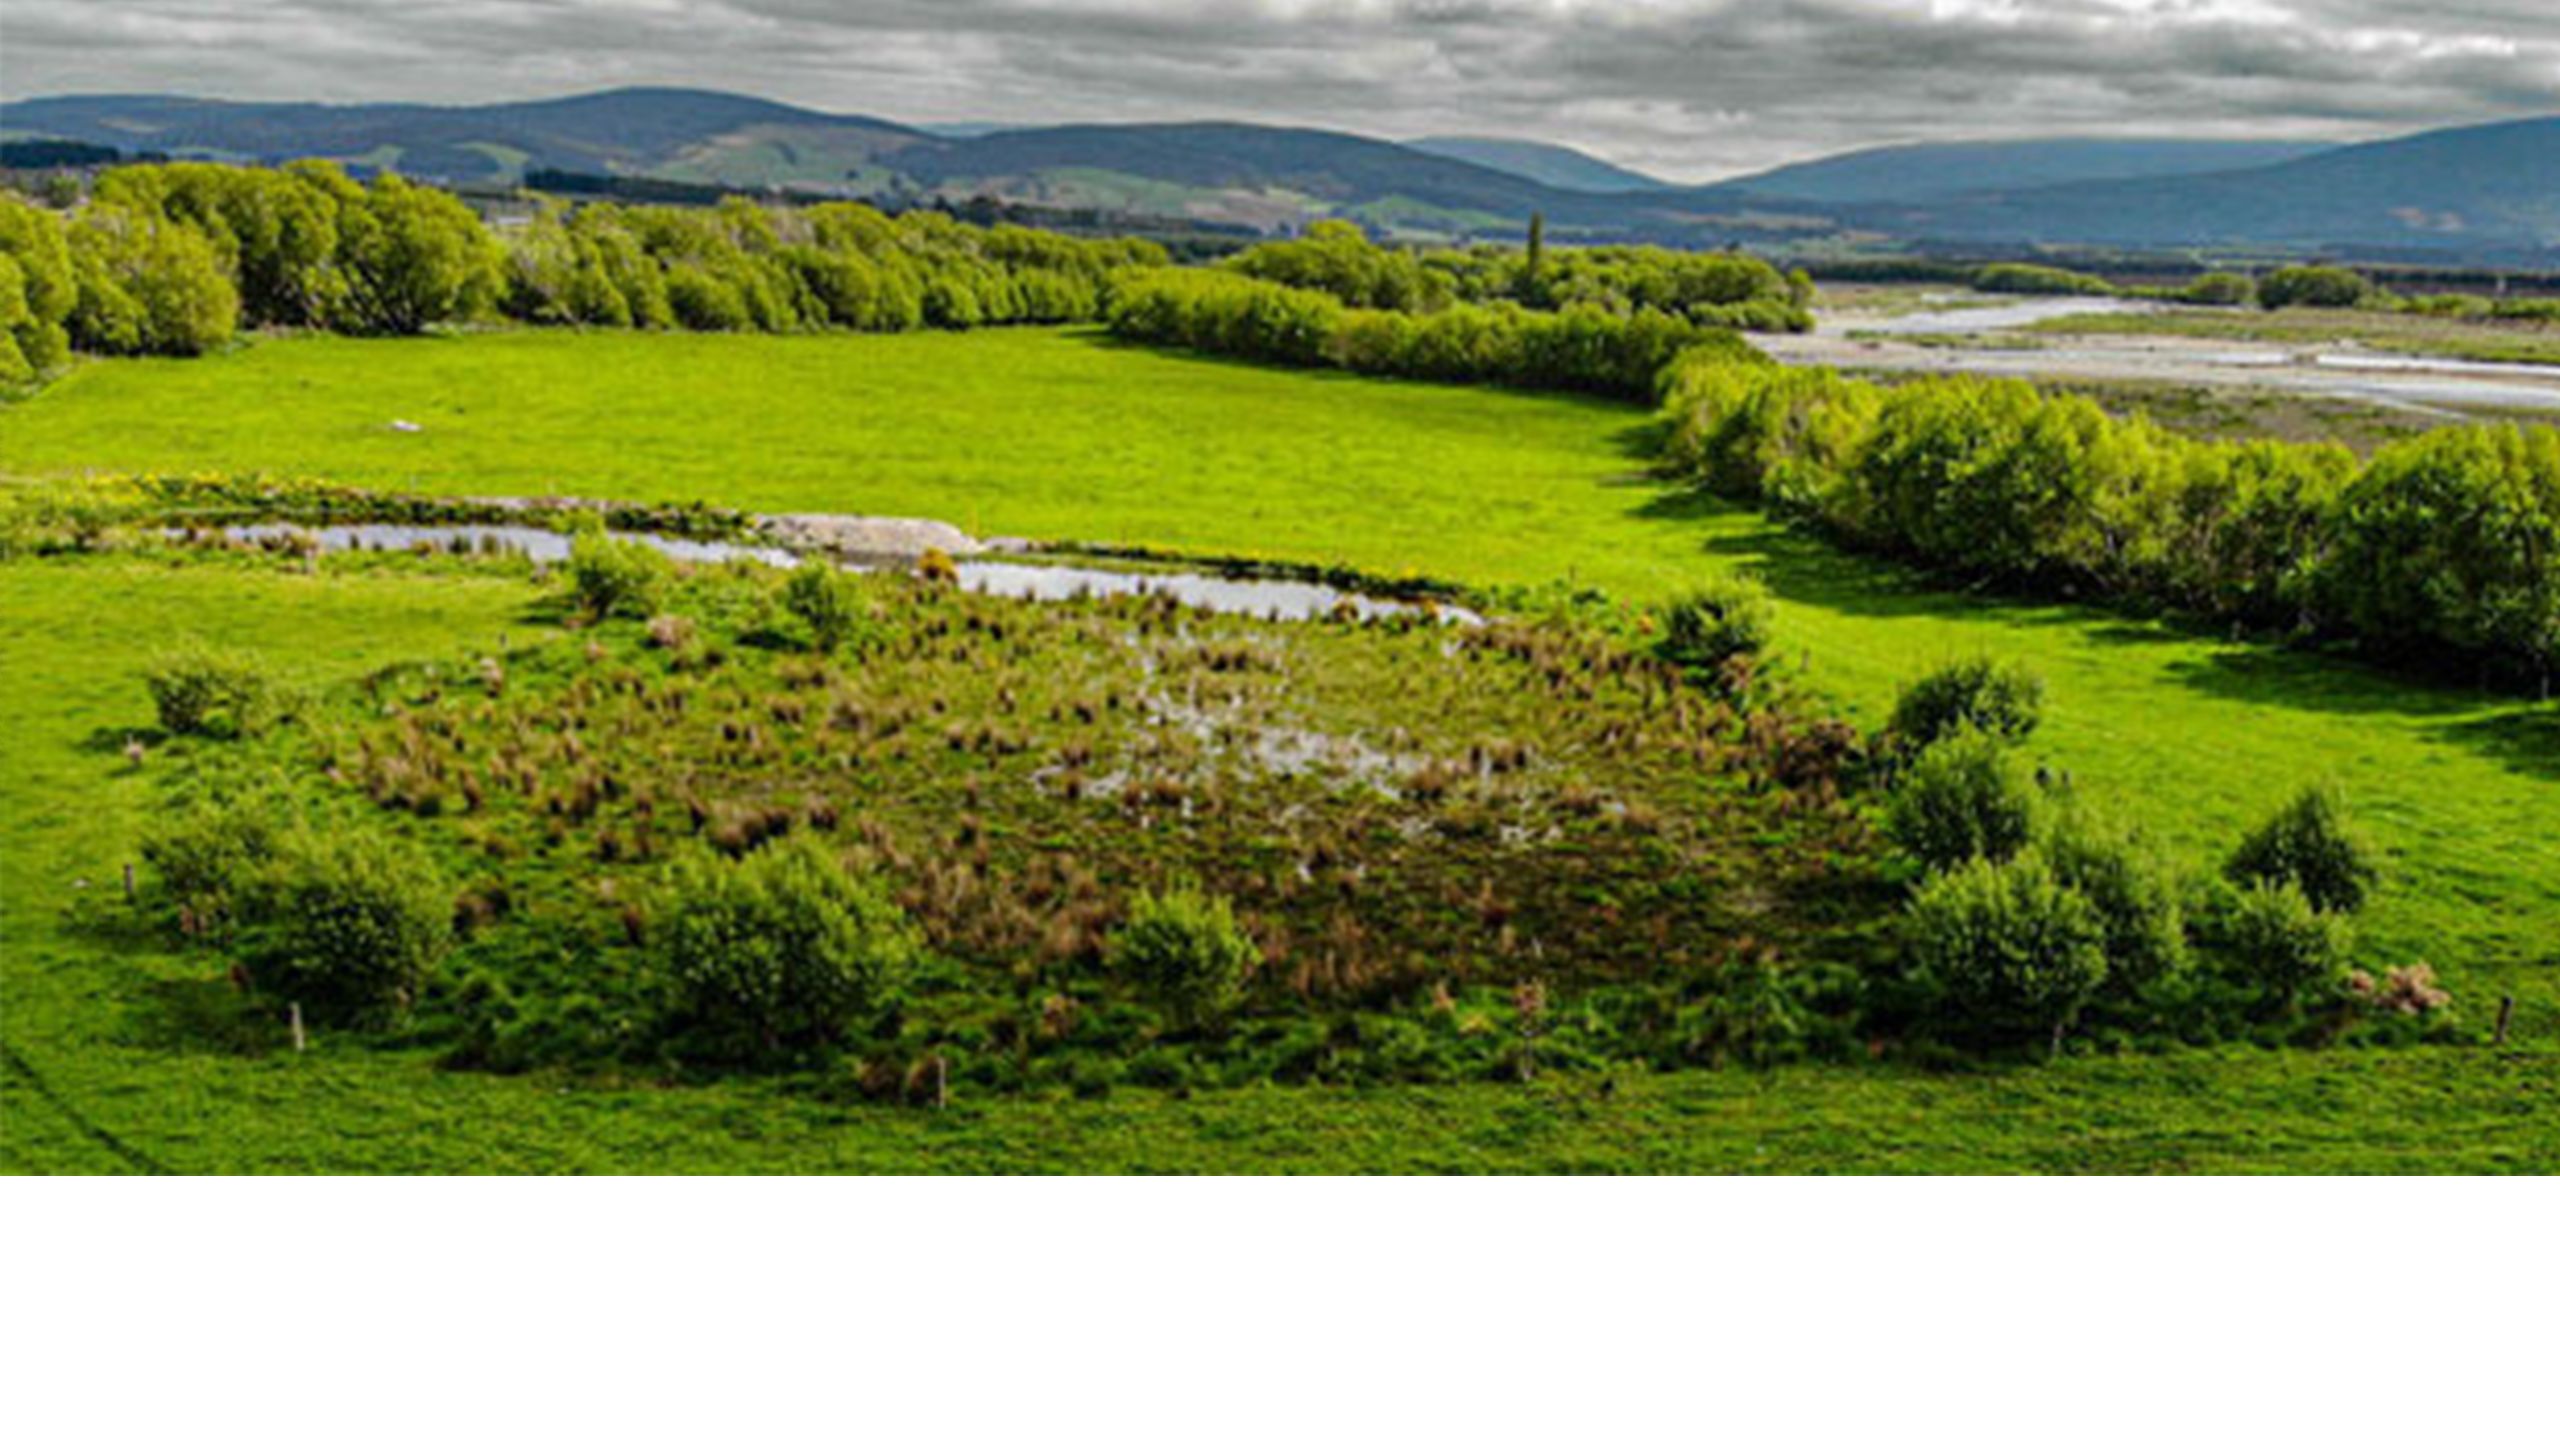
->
207;522;1481;626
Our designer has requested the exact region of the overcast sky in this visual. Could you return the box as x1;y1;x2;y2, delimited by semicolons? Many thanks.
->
7;1;2559;180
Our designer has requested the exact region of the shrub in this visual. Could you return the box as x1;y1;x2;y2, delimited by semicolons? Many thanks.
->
2179;272;2255;307
781;562;861;652
2221;879;2353;1008
1885;730;2042;871
250;829;452;1023
2038;809;2187;993
1653;575;1774;674
2258;265;2371;310
649;834;919;1058
1974;262;2115;297
2226;785;2378;914
1887;656;2044;751
1109;883;1260;1030
140;802;281;937
1902;853;2108;1046
567;526;673;620
144;640;288;737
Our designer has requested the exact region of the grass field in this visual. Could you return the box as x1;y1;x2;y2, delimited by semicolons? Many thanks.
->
5;326;2556;1172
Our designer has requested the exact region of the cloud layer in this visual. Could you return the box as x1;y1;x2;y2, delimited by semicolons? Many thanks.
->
8;1;2559;179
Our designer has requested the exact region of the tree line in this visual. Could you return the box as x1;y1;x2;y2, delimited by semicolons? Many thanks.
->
1105;266;1766;401
0;160;1171;380
1224;218;1813;332
1659;354;2560;691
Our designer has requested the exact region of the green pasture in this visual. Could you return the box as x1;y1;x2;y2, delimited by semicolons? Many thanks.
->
3;326;2554;1171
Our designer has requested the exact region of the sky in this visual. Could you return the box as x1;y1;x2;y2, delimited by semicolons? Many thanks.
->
7;1;2560;180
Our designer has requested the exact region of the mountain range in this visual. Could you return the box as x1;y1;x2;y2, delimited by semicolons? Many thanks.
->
3;87;2554;262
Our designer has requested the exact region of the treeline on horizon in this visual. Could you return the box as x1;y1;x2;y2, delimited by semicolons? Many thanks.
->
1227;218;1814;332
1659;355;2560;690
0;159;1819;384
0;159;1180;378
1105;266;1768;400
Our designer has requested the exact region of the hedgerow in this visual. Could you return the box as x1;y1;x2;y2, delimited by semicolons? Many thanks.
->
1107;266;1769;401
1657;351;2560;689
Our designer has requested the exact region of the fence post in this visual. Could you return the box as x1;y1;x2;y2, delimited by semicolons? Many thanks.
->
289;1003;307;1054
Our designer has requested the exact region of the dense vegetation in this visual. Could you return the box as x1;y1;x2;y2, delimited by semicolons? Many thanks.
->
1227;219;1813;331
31;500;2428;1101
1660;354;2560;690
1106;266;1766;401
123;532;1899;1088
0;161;1168;378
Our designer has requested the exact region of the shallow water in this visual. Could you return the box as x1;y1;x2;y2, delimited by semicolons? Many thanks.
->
207;522;1479;625
1836;295;2157;337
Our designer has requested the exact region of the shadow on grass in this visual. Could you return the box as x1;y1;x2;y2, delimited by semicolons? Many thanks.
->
1616;477;2560;782
2434;708;2560;783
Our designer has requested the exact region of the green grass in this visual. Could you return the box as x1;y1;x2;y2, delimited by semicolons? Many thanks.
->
4;326;2556;1172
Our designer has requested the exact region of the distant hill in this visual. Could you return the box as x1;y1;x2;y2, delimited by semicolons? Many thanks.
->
1713;137;2332;205
1871;116;2560;257
897;122;1558;232
0;88;928;185
1406;136;1665;192
4;87;2552;259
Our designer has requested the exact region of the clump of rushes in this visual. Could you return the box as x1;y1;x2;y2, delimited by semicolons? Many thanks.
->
1653;573;1773;676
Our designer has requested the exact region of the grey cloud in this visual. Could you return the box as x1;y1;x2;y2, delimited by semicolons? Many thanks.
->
3;0;2555;179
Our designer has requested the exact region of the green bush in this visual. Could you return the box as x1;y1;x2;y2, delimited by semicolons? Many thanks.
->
649;834;920;1059
2323;424;2560;688
1653;575;1773;674
2220;879;2353;1008
2178;272;2255;307
140;802;281;937
567;525;673;620
1888;656;2044;751
251;829;452;1023
2038;809;2187;993
144;640;289;737
1109;883;1260;1030
1885;730;2042;871
2258;265;2371;310
1974;262;2115;297
1902;852;2108;1045
2226;785;2379;914
781;562;862;652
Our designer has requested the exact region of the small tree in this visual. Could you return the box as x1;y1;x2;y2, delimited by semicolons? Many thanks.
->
1885;730;2042;871
2222;879;2352;1009
650;835;918;1058
1654;574;1774;674
1887;656;2044;751
781;562;861;652
1902;852;2108;1050
2226;784;2378;914
1109;883;1260;1030
251;830;452;1024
